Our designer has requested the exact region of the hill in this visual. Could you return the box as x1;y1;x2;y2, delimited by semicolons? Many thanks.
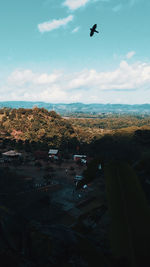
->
0;101;150;115
0;107;78;149
1;107;150;150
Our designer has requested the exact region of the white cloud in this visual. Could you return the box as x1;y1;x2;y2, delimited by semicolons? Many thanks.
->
8;69;62;86
38;15;73;33
8;70;35;86
68;61;150;91
63;0;110;11
72;26;80;33
126;51;136;59
1;60;150;104
63;0;90;10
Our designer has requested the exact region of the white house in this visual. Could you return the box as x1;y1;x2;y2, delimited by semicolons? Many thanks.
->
48;149;59;160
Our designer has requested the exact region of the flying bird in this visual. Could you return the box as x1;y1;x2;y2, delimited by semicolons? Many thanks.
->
90;24;99;37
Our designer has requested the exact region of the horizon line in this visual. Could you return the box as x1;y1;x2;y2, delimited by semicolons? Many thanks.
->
0;101;150;106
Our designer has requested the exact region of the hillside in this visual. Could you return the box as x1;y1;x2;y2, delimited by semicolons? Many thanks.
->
1;108;150;266
1;107;150;150
0;107;77;148
0;107;115;147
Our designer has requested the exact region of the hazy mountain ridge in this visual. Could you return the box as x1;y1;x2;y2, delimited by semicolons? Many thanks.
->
0;101;150;115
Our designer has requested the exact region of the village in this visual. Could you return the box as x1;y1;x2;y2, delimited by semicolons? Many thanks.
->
1;134;150;265
0;147;108;252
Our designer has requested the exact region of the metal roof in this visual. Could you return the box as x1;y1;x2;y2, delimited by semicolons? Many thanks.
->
2;150;22;157
48;149;58;155
73;155;86;158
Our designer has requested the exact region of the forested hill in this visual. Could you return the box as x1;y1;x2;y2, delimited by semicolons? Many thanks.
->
1;107;150;159
0;101;150;115
0;107;77;148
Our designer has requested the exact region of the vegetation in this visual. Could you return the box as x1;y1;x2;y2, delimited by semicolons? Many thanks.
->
1;107;150;152
69;115;150;129
1;108;150;266
105;161;150;267
0;107;78;149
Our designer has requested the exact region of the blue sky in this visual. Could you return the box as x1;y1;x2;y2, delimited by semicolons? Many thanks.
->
0;0;150;104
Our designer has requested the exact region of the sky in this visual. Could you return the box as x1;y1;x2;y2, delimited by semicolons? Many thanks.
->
0;0;150;104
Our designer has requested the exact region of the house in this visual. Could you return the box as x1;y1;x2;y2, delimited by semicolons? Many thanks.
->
2;150;22;162
48;149;59;160
73;155;87;163
2;150;22;157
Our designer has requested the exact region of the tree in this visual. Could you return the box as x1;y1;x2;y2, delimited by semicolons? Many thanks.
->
105;161;150;267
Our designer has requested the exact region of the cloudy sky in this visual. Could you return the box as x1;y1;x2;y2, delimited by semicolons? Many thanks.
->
0;0;150;104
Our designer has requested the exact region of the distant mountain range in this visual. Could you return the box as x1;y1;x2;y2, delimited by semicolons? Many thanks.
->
0;101;150;115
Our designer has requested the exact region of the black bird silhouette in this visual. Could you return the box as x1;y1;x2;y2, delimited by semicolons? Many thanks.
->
90;24;99;37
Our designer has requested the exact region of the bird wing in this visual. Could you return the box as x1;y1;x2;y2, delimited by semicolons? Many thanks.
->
93;24;97;30
90;30;94;36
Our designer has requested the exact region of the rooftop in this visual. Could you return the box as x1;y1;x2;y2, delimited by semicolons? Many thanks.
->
48;149;58;155
2;150;22;157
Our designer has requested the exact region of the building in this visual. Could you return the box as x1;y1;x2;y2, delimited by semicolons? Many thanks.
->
73;155;87;163
48;149;59;160
2;150;22;162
